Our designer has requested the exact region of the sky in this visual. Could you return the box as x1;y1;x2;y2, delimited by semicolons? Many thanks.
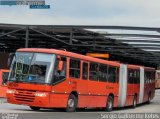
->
0;0;160;27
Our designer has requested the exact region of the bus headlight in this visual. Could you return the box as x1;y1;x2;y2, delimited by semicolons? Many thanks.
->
6;89;15;94
35;93;46;97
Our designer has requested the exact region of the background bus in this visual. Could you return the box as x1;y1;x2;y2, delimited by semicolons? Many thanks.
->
6;48;155;112
0;52;10;98
156;70;160;89
0;69;10;98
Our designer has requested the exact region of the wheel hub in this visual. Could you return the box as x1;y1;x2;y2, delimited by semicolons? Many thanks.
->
109;100;112;109
68;99;74;108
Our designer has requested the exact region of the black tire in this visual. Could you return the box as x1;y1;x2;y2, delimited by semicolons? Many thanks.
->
106;96;114;112
66;94;78;112
30;106;40;111
132;95;137;108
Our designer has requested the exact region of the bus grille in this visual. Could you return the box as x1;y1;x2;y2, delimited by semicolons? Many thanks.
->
14;89;36;102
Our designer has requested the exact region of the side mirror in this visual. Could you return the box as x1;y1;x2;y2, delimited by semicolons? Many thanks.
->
58;61;63;71
7;53;15;68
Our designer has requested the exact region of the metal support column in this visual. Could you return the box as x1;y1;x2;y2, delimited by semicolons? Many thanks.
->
25;26;29;48
93;35;96;50
69;29;73;45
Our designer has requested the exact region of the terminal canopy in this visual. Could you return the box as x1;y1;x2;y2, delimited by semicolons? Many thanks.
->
0;24;160;68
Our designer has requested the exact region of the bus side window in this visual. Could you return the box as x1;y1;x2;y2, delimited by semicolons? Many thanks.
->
2;72;9;86
133;70;137;84
108;66;117;83
128;69;134;84
99;64;108;82
137;70;140;84
82;62;88;80
53;57;66;84
69;59;80;79
116;67;119;83
149;71;155;83
128;69;140;84
144;71;147;84
152;71;155;82
145;71;150;84
89;62;99;81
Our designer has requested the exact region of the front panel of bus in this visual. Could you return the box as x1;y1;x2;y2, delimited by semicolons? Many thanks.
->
6;51;61;108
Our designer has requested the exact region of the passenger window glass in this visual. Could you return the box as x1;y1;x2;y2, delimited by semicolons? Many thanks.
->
2;72;9;85
128;70;134;84
116;68;119;83
99;64;108;82
69;59;80;78
89;63;99;81
53;57;66;83
145;71;149;84
82;62;88;80
128;69;140;84
108;66;117;83
136;70;140;84
145;70;155;84
152;71;155;82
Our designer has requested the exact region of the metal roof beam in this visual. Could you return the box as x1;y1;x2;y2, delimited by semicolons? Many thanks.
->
0;28;25;38
104;33;160;38
132;44;160;47
33;25;160;32
116;40;160;43
30;28;70;45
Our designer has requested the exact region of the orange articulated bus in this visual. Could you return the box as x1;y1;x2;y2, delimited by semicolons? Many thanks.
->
0;69;10;98
6;48;155;112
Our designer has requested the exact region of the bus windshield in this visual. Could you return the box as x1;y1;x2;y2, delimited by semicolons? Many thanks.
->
9;52;56;84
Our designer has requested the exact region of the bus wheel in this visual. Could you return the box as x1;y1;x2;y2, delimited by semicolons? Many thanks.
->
132;96;137;108
66;94;78;112
106;96;113;112
30;106;40;111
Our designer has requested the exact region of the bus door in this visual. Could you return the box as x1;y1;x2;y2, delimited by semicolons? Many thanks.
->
87;63;108;108
78;61;89;108
68;59;89;108
87;62;100;107
107;66;120;107
143;70;150;102
50;56;69;107
133;69;140;104
126;69;135;106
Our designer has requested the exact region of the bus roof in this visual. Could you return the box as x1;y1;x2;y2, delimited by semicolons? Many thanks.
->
17;48;120;67
17;48;155;70
127;64;141;69
127;64;155;70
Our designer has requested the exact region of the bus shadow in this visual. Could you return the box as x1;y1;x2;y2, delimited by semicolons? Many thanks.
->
113;102;151;112
14;102;152;113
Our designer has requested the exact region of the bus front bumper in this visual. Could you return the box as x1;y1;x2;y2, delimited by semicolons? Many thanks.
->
6;89;50;108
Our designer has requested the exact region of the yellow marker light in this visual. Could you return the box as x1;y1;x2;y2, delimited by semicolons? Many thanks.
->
86;53;109;59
